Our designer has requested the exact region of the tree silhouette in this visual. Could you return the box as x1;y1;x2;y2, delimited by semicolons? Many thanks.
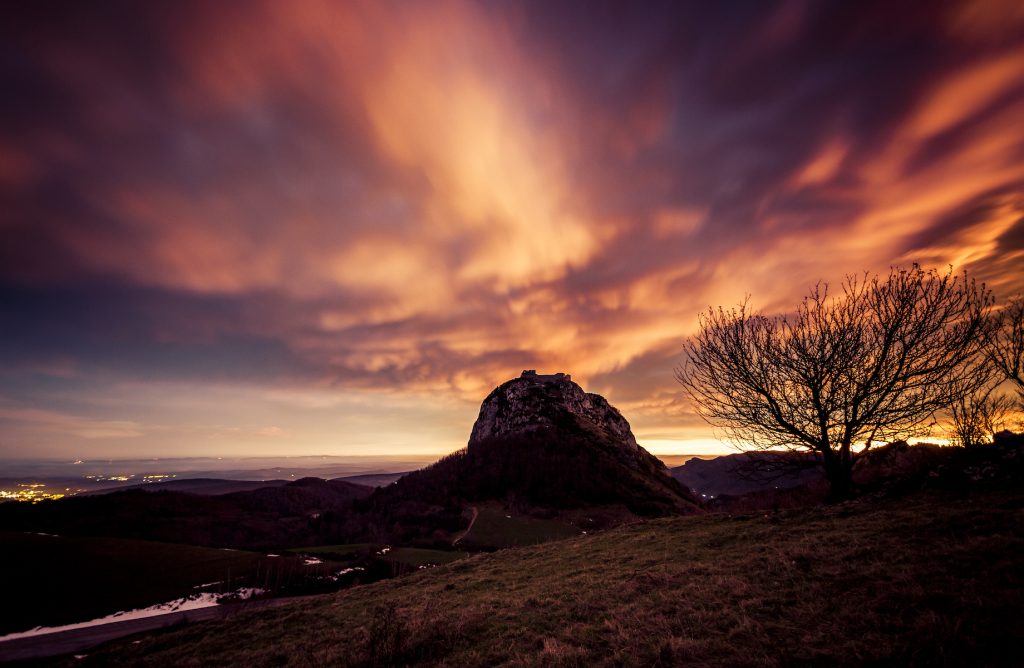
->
990;295;1024;411
677;265;994;500
948;379;1013;448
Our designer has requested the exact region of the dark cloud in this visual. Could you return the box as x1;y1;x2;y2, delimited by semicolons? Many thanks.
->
997;216;1024;252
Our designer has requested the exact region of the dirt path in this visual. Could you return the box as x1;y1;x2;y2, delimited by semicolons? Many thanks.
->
0;595;317;662
452;506;479;546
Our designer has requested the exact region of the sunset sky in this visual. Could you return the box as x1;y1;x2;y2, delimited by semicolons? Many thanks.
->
2;0;1024;461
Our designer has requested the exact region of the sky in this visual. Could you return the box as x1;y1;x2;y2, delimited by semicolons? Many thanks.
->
2;0;1024;462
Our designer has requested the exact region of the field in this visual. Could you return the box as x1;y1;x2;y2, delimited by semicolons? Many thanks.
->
288;543;374;561
62;484;1024;666
288;544;468;569
0;532;340;635
385;548;468;568
457;507;581;549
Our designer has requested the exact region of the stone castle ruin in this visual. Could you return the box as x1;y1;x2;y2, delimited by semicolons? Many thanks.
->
521;370;572;382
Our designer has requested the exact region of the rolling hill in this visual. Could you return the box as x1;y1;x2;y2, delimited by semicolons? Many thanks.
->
0;478;373;550
84;478;291;496
65;482;1024;667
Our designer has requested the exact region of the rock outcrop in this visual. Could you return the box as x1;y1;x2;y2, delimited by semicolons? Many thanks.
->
452;371;701;515
469;370;639;451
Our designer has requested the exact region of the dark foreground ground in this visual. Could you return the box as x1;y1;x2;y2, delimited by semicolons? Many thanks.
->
41;482;1023;667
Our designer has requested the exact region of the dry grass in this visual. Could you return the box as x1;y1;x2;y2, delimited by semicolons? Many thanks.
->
457;507;580;549
66;486;1024;667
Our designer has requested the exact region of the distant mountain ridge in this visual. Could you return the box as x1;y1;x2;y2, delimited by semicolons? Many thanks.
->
671;452;822;498
82;472;410;497
82;478;291;496
0;477;372;550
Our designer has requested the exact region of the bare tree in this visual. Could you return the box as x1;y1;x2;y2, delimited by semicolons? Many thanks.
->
677;265;994;501
990;296;1024;408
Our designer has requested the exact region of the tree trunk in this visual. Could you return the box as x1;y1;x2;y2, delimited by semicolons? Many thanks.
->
824;457;854;503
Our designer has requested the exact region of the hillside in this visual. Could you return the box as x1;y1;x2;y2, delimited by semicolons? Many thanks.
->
671;440;1003;513
68;483;1024;667
84;473;408;497
671;452;822;498
0;478;373;550
364;372;700;538
84;478;291;496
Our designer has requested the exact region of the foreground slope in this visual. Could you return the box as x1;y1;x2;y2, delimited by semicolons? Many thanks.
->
72;485;1023;667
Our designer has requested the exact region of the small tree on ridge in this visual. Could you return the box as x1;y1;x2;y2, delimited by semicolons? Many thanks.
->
948;380;1013;448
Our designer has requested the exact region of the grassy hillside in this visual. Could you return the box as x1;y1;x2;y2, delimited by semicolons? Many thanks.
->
287;544;468;570
457;507;581;549
66;484;1023;667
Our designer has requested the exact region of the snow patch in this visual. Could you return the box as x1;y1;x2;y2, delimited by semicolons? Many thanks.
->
327;567;365;581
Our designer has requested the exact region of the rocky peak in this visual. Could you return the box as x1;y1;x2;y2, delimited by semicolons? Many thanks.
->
468;370;640;451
